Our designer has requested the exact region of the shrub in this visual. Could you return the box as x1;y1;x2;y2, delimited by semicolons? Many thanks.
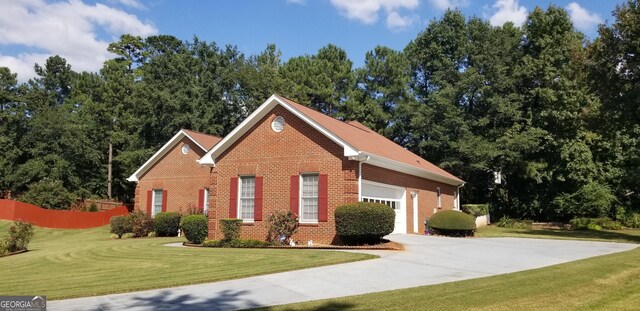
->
429;210;476;237
267;211;299;244
154;212;181;237
202;239;272;248
570;217;623;230
18;179;76;210
461;204;489;217
496;216;533;229
130;211;154;238
335;202;395;244
110;215;132;238
88;203;99;212
220;219;243;241
554;182;616;219
2;221;35;253
182;214;208;244
624;213;640;228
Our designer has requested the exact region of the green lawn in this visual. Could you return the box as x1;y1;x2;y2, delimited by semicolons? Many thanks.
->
0;221;375;300
267;227;640;311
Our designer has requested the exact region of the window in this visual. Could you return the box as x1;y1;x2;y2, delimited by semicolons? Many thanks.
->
362;197;400;210
437;187;441;208
239;176;255;221
152;189;163;216
300;174;319;222
203;188;210;215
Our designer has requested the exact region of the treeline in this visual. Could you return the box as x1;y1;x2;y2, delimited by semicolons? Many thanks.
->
0;3;638;221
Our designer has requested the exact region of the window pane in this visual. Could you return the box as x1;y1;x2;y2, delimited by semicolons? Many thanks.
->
153;190;163;215
300;175;318;222
239;177;255;220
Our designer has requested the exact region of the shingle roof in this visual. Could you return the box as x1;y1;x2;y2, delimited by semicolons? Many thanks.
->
182;129;222;150
275;95;463;183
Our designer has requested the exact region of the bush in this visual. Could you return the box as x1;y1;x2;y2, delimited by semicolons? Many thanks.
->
181;214;208;244
110;215;132;238
335;202;395;244
1;221;35;253
154;212;181;237
554;182;616;219
429;210;476;237
495;216;533;229
570;217;623;230
220;219;243;241
18;179;76;210
624;213;640;228
461;204;489;217
130;211;154;238
202;239;272;248
267;211;299;244
88;203;99;212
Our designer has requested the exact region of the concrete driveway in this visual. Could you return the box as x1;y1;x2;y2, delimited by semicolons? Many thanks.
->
49;235;636;311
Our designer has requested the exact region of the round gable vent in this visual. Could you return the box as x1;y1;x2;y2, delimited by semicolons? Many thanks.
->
271;116;285;132
181;144;190;154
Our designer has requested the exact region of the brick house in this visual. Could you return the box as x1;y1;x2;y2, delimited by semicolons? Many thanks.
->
127;129;221;216
197;95;465;243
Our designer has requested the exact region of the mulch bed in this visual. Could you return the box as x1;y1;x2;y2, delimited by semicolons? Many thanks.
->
183;240;404;251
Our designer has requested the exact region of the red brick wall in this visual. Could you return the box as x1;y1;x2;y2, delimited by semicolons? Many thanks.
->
362;164;458;234
135;136;211;214
209;106;358;244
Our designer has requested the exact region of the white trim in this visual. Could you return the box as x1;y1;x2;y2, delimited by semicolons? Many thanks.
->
238;176;255;223
362;153;464;186
199;95;359;166
151;189;163;217
437;187;441;208
362;179;406;191
203;188;210;215
412;192;418;233
127;130;208;182
299;173;319;224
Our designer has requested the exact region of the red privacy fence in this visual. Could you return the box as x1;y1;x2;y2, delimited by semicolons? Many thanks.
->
0;199;129;229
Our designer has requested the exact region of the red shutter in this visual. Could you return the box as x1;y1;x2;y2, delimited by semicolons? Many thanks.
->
198;189;204;209
161;190;167;212
290;175;299;216
229;177;238;218
146;190;152;215
254;176;263;221
318;174;328;222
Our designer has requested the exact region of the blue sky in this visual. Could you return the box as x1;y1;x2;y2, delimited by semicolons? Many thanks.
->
0;0;620;82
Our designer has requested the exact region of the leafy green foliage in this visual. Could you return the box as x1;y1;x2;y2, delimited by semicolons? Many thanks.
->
334;202;395;244
154;212;181;237
220;219;243;241
181;214;208;244
624;213;640;228
461;204;489;217
569;218;623;231
1;221;34;254
553;182;616;220
109;215;132;238
429;210;477;237
267;211;299;244
496;217;534;229
17;179;76;210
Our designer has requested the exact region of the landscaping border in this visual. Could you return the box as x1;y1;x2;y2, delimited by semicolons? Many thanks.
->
183;241;404;251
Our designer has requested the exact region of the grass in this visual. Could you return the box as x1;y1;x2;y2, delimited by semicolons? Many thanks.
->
266;226;640;311
0;221;375;300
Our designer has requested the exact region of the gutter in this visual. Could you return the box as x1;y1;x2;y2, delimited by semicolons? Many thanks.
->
456;182;466;210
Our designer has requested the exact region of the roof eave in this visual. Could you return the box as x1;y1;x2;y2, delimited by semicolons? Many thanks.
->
362;153;464;186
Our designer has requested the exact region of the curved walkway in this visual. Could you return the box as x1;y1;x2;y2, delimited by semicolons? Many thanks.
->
49;235;636;311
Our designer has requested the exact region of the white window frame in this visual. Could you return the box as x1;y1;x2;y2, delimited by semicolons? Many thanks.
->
437;187;441;208
203;188;210;215
299;174;319;223
152;189;163;217
238;176;255;222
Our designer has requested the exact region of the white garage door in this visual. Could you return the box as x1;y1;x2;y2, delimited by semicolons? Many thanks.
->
362;181;406;234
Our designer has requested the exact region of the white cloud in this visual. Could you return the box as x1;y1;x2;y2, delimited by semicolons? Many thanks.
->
329;0;419;30
566;2;603;32
0;0;157;82
488;0;528;27
428;0;469;11
116;0;146;10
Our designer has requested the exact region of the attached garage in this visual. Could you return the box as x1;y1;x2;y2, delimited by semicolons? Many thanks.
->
361;180;406;234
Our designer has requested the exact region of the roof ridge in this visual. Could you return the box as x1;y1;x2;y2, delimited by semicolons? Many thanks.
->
181;128;221;138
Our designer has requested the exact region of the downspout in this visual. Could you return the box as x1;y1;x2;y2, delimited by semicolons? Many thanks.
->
358;155;370;202
456;182;466;210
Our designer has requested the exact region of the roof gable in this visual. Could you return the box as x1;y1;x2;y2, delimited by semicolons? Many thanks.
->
127;129;221;182
199;94;463;186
